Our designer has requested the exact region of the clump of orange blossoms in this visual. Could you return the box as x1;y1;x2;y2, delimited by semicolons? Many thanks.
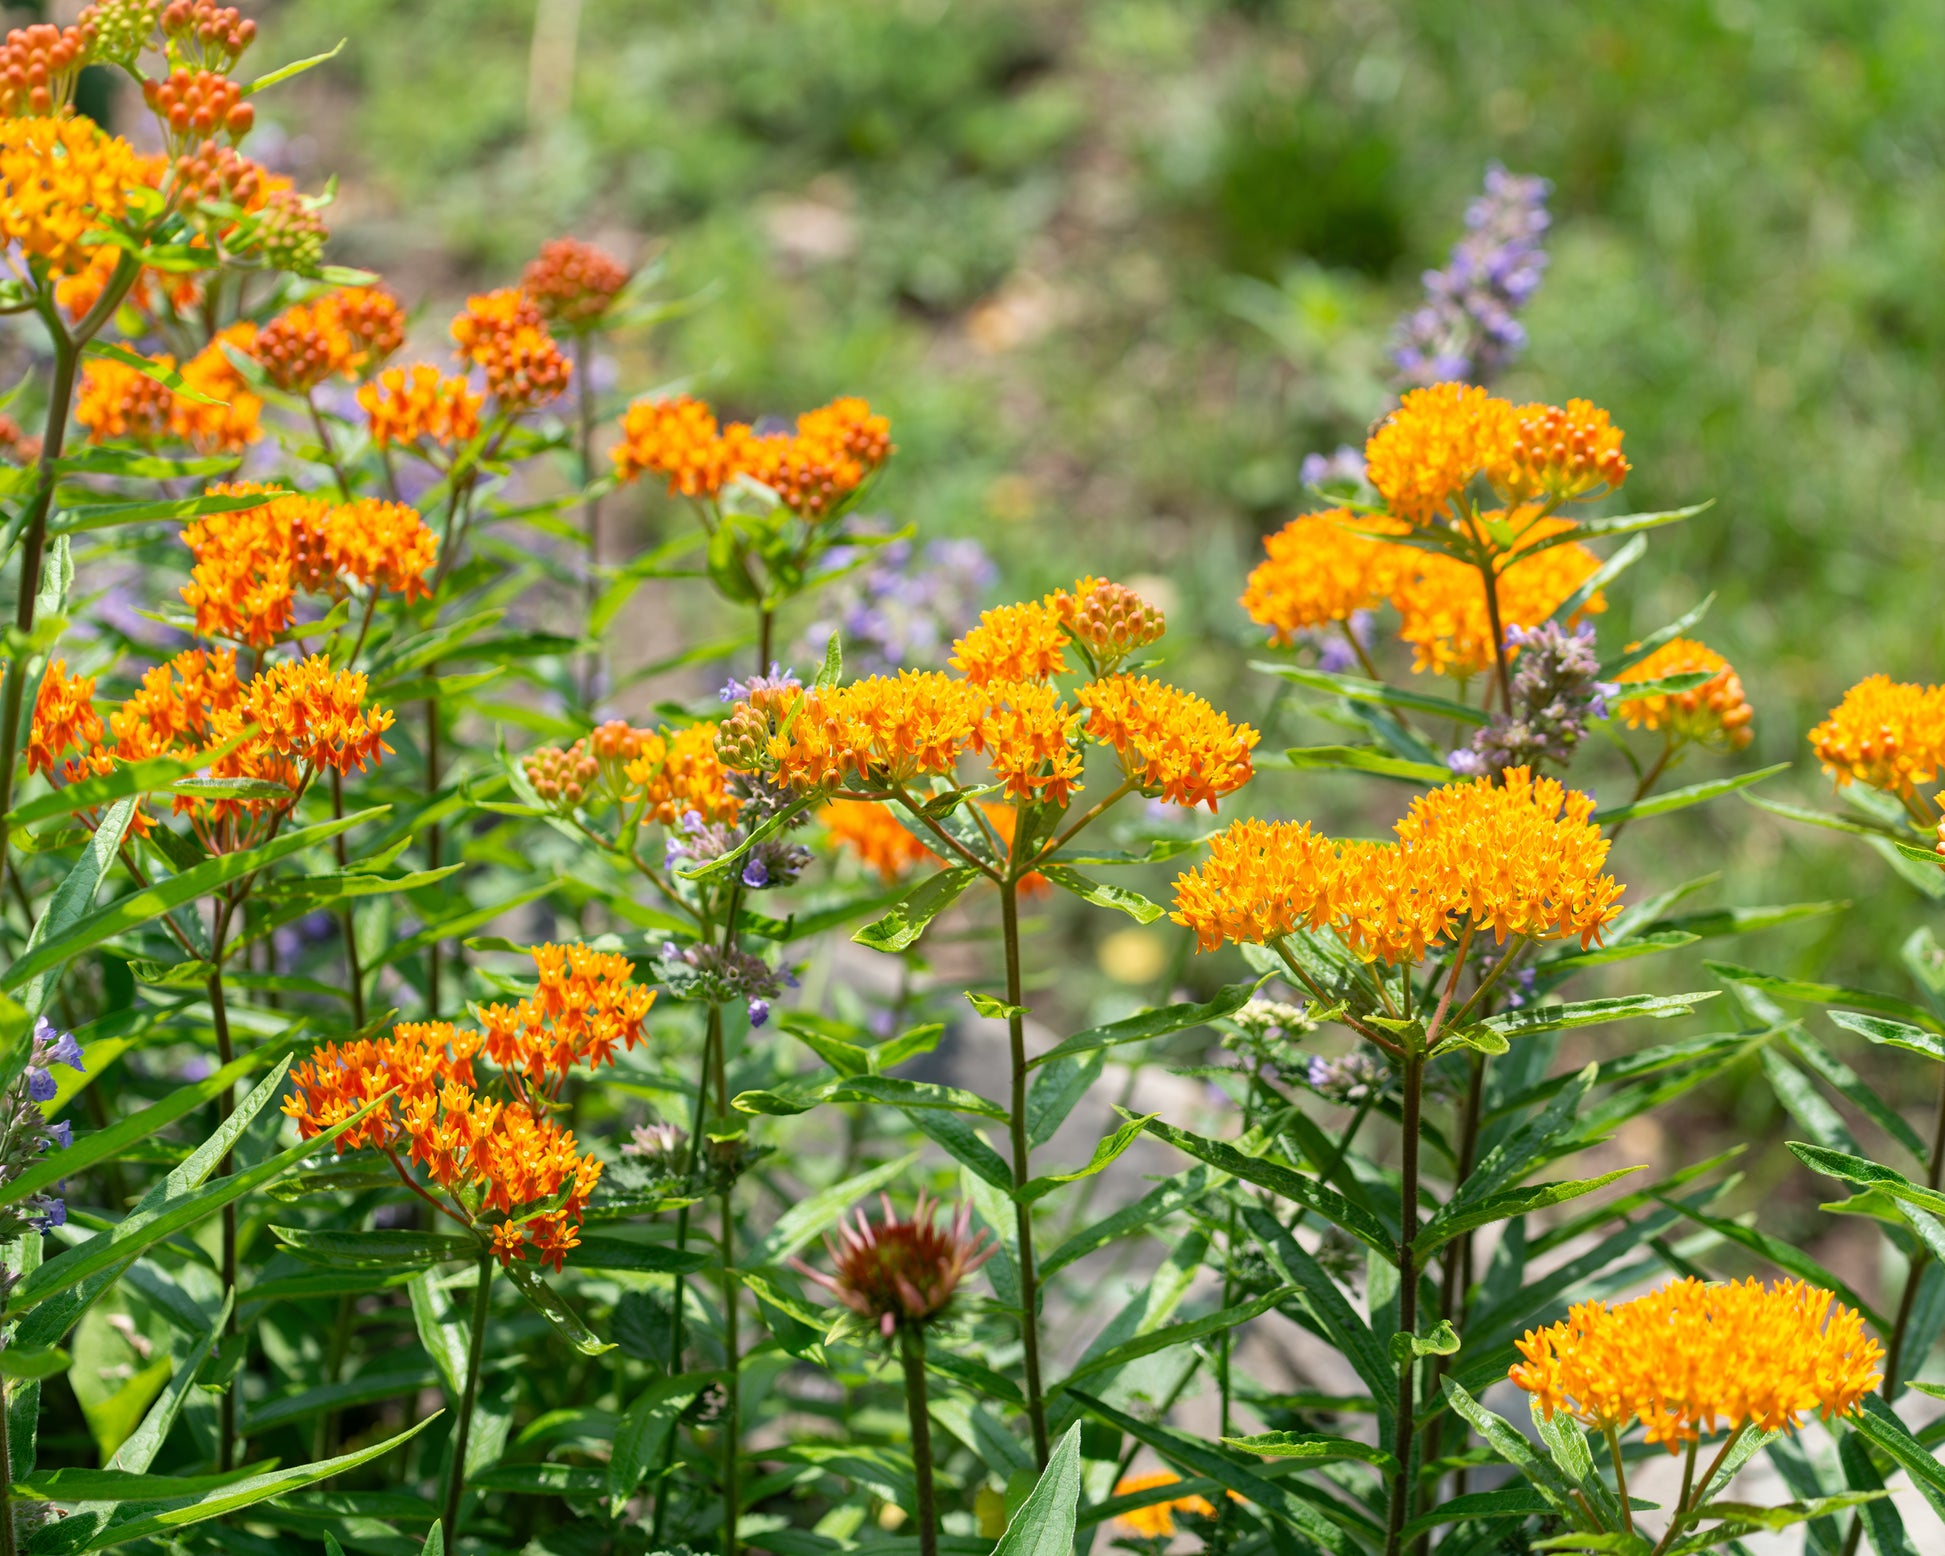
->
1616;638;1753;751
358;363;483;450
977;680;1085;806
1078;675;1259;812
1388;524;1606;679
1493;399;1630;504
252;286;406;392
821;797;936;882
523;721;740;825
1510;1277;1881;1452
1241;512;1407;643
1054;576;1167;669
1809;674;1945;800
75;327;263;453
478;943;657;1097
612;392;890;517
951;600;1071;686
0;113;146;276
28;660;105;778
450;286;572;408
0;23;90;117
142;66;252;148
1172;766;1620;963
718;672;988;793
523;237;628;330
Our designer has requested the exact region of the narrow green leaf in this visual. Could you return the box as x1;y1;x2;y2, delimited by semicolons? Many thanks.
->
274;1228;478;1271
1017;1115;1155;1204
502;1260;611;1356
989;1424;1081;1556
1278;745;1453;784
1030;979;1262;1068
244;38;346;94
751;1153;919;1266
1052;1288;1290;1396
81;342;226;407
1481;992;1715;1042
828;1075;1008;1120
1223;1431;1393;1471
1400;1488;1554;1540
607;1370;714;1518
1829;1009;1945;1063
1251;662;1488;726
851;866;979;952
1850;1396;1945;1525
1036;864;1164;923
1413;1169;1644;1258
1041;1165;1222;1279
1440;1378;1585;1524
1709;963;1941;1031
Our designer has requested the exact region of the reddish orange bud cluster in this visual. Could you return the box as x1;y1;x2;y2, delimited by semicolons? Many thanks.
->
171;138;268;210
524;742;600;806
0;414;40;465
450;287;572;407
1616;638;1754;752
1495;399;1631;504
1055;577;1167;666
523;237;628;329
612;392;892;518
254;287;408;393
358;364;483;450
143;67;253;145
0;23;90;116
950;576;1168;684
161;0;254;70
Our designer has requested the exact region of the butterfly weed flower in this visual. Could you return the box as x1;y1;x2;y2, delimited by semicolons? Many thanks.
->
1490;399;1630;505
0;112;146;279
76;328;263;453
523;237;629;331
477;944;657;1099
951;598;1071;685
976;679;1086;805
1076;675;1259;812
1051;576;1167;674
821;796;938;882
795;1191;995;1339
29;659;105;778
1510;1277;1882;1452
253;286;407;392
358;363;484;452
451;286;572;409
1389;523;1606;680
1365;383;1517;528
1241;511;1408;647
142;66;252;150
1808;674;1945;806
1109;1471;1219;1541
158;0;254;71
0;23;92;117
1615;637;1753;753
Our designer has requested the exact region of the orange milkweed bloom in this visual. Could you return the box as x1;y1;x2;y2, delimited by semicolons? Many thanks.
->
523;237;629;329
1051;576;1167;667
1388;521;1605;679
622;722;742;826
450;286;571;408
478;943;657;1095
951;599;1071;685
611;392;890;516
822;796;937;881
1616;637;1753;751
74;355;175;443
1076;674;1258;812
611;393;731;497
1241;511;1409;644
74;326;262;453
324;497;439;602
1364;382;1517;527
1510;1277;1881;1452
1489;398;1630;505
142;66;252;149
28;659;104;777
975;679;1085;806
0;23;89;118
725;672;988;792
0;112;145;276
358;363;483;450
1808;674;1945;799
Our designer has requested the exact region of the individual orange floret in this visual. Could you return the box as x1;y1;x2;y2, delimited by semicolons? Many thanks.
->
358;363;483;450
253;285;406;392
1809;675;1945;799
1490;398;1630;505
1111;1471;1218;1539
0;23;90;117
1077;675;1258;812
1051;576;1167;667
611;394;730;496
523;237;629;329
623;722;742;826
1510;1277;1881;1452
142;66;252;147
1616;638;1753;752
1389;524;1606;679
0;113;146;276
1241;512;1409;644
28;659;103;776
976;680;1085;806
478;943;657;1094
951;599;1070;685
1364;382;1516;527
451;286;572;407
821;797;936;882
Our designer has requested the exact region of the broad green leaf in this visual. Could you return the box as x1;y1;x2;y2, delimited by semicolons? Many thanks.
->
1030;979;1262;1068
966;991;1028;1021
909;1108;1014;1193
570;1236;709;1275
2;811;381;994
1036;864;1164;923
827;1074;1008;1120
502;1259;611;1355
989;1423;1081;1556
1828;1009;1945;1063
607;1369;715;1518
1537;931;1699;973
1017;1115;1155;1204
0;1347;68;1379
851;866;979;952
1025;1048;1105;1148
275;1227;479;1271
1224;1431;1392;1471
409;1269;471;1401
1140;1116;1394;1258
1481;991;1716;1041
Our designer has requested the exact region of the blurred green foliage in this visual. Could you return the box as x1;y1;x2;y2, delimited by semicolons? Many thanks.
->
250;0;1945;995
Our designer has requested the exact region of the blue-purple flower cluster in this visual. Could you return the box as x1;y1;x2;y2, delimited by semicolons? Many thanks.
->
794;536;996;675
1392;164;1551;388
4;1017;83;1237
1448;620;1616;778
657;941;795;1029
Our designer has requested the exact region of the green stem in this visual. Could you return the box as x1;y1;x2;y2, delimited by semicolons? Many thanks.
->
424;693;442;1017
442;1253;495;1543
331;769;365;1029
208;905;238;1474
1654;1427;1744;1554
1383;1045;1424;1556
1606;1426;1633;1535
999;878;1050;1466
900;1326;938;1556
1477;556;1513;714
0;1376;14;1556
575;330;602;706
715;1010;739;1556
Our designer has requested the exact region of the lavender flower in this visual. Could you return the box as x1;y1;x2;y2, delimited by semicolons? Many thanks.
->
24;1016;84;1103
1299;445;1369;494
795;535;996;675
657;940;795;1028
0;1019;80;1238
1392;164;1551;388
720;663;800;705
1448;620;1616;777
663;808;811;891
1305;1048;1395;1106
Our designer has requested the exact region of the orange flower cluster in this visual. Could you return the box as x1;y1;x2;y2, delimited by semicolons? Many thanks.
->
280;1018;603;1273
0;414;39;465
978;680;1085;805
450;287;571;408
170;137;268;211
1364;382;1629;528
180;485;436;645
951;600;1070;685
0;23;88;116
1390;525;1606;679
142;66;252;146
358;363;483;450
0;112;145;275
1241;512;1409;643
75;326;262;453
523;237;628;329
28;659;104;778
612;392;891;517
1053;576;1168;666
623;723;741;826
252;286;406;392
821;797;936;881
1617;638;1754;751
1809;675;1945;799
724;672;988;792
1511;1278;1882;1451
1079;675;1258;812
478;943;657;1094
1173;767;1620;963
1111;1472;1217;1539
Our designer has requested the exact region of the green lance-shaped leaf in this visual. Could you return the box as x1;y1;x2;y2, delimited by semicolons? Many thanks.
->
989;1422;1081;1556
49;488;282;538
1534;930;1699;975
2;810;383;995
1479;991;1718;1042
1030;979;1263;1068
1789;1141;1945;1224
502;1258;612;1356
827;1074;1009;1120
1036;863;1165;923
1050;1287;1292;1397
16;799;133;1019
1041;1163;1223;1279
1017;1114;1155;1204
1440;1376;1589;1527
851;866;980;951
1400;1488;1557;1542
1848;1395;1945;1525
1709;961;1942;1031
277;1227;480;1271
1412;1169;1644;1260
1141;1116;1394;1258
1520;499;1712;556
909;1107;1015;1193
607;1369;717;1519
5;756;204;828
750;1152;920;1266
1828;1008;1945;1064
1222;1431;1394;1471
1278;745;1454;785
80;341;229;407
1251;661;1489;726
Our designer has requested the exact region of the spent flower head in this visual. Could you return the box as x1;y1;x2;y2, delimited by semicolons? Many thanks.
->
794;1191;995;1338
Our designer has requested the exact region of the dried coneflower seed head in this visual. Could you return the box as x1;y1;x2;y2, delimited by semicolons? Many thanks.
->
795;1192;995;1337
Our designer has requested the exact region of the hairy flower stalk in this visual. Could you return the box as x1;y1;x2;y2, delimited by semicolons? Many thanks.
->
796;1193;993;1555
